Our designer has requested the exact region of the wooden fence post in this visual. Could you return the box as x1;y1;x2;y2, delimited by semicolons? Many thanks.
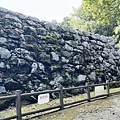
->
106;80;110;97
86;82;91;102
15;90;22;120
59;85;64;110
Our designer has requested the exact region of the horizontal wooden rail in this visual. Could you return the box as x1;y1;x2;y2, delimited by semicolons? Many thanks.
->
21;89;60;97
0;95;16;100
109;81;120;84
90;83;107;87
63;85;86;91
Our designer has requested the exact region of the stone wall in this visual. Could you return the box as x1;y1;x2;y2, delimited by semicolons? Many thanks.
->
0;7;120;93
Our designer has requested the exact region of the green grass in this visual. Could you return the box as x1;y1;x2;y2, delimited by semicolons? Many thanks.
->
110;87;120;93
0;87;120;120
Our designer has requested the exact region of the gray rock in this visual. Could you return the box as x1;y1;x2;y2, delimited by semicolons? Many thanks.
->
0;78;3;83
13;48;34;61
117;49;120;56
37;83;46;91
82;31;91;37
0;62;5;68
44;22;57;31
0;7;8;13
24;26;36;35
62;50;73;58
99;56;103;62
88;72;96;80
54;73;64;83
5;14;21;23
103;61;110;67
27;16;40;22
50;81;56;86
0;47;11;59
6;64;10;69
13;22;22;29
26;20;37;26
77;75;86;82
31;62;38;73
18;59;27;66
77;30;83;36
82;36;89;41
38;62;45;71
8;29;20;39
100;35;107;43
38;53;50;63
109;53;116;59
65;44;73;51
73;33;81;40
14;12;27;19
109;59;116;65
17;74;28;84
37;27;47;35
62;57;69;63
57;25;70;32
51;52;59;61
82;42;90;48
4;78;22;90
90;33;98;40
69;27;77;33
0;86;6;93
0;37;7;44
77;45;84;50
24;54;34;62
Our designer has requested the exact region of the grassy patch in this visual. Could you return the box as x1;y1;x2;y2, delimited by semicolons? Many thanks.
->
110;87;120;93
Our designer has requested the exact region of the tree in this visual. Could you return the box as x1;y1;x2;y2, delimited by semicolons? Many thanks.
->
61;3;114;36
61;17;71;26
61;0;120;41
114;25;120;46
81;0;120;42
82;0;120;24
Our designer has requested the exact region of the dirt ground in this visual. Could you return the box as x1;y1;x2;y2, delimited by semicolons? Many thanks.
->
73;94;120;120
34;94;120;120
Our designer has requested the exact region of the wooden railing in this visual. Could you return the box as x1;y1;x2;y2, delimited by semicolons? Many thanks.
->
0;80;120;120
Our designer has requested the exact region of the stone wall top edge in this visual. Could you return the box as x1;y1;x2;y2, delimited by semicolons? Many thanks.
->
0;7;114;40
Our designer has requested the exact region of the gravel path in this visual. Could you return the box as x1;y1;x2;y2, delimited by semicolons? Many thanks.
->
73;95;120;120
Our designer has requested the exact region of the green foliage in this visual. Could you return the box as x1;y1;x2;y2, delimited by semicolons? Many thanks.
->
115;25;120;35
112;25;120;45
82;0;120;24
81;0;120;41
61;0;120;38
61;17;71;26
